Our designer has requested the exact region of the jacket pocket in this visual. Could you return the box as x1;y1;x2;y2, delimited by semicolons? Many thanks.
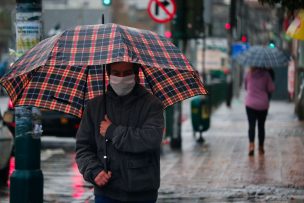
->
125;158;158;192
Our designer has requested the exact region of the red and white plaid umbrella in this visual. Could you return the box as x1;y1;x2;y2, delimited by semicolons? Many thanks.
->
0;23;206;118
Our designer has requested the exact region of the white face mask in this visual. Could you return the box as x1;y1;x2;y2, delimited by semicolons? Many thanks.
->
110;74;136;96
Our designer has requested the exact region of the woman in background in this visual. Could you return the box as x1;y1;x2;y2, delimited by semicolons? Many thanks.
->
245;67;275;156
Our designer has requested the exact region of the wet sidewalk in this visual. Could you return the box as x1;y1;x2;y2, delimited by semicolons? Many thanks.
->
1;96;304;202
158;97;304;202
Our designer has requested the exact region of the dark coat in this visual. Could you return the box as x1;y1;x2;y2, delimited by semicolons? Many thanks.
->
76;84;164;202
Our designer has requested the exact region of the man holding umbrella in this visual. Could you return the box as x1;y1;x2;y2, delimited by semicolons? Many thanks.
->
0;23;206;202
76;62;164;203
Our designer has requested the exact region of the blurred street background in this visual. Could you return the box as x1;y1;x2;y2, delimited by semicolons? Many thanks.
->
1;0;304;202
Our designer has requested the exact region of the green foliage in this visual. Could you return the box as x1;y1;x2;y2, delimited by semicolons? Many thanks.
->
258;0;304;12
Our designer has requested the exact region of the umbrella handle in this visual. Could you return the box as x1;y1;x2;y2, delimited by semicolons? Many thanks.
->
104;138;108;172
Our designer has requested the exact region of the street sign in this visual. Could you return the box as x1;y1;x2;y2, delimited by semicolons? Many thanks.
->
147;0;176;23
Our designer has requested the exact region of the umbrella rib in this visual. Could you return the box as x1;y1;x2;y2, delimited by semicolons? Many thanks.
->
45;32;65;66
118;26;135;63
264;48;272;67
140;66;155;94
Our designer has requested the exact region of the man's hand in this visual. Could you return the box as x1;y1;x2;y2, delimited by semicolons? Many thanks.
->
94;170;112;187
100;115;112;136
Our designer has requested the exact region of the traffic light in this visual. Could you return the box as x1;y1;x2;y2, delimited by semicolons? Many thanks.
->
268;40;276;48
185;0;204;38
102;0;111;6
241;34;248;43
225;23;231;30
171;0;187;39
164;31;172;38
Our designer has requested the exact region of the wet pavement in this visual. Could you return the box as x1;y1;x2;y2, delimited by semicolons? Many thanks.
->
0;95;304;202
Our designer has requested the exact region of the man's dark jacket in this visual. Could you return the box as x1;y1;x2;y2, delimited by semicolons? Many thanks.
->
76;84;164;202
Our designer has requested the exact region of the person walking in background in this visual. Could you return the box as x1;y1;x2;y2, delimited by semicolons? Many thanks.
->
245;67;275;156
76;62;164;203
225;68;233;108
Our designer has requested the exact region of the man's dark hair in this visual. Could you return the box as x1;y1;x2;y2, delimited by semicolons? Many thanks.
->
106;63;140;75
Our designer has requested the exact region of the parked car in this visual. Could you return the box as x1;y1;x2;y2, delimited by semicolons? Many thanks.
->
0;110;14;186
3;100;81;137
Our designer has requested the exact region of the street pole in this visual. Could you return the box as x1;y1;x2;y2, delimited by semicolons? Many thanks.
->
10;0;43;202
229;0;237;98
202;1;206;82
168;0;186;149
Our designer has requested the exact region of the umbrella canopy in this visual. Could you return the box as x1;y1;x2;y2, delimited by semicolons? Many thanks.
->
235;46;290;68
0;23;206;118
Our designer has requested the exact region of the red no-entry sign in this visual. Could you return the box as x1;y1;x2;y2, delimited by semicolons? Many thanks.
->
147;0;176;23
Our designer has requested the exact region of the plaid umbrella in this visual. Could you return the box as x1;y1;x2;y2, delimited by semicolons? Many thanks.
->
0;23;206;118
235;46;290;68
